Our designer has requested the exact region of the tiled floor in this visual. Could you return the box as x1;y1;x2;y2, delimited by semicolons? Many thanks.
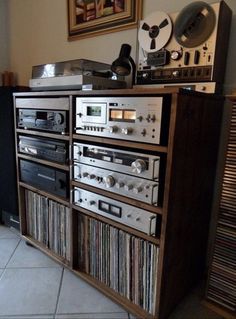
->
0;224;224;319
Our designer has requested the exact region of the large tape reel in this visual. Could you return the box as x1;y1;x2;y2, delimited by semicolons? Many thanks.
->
174;1;216;48
138;11;173;53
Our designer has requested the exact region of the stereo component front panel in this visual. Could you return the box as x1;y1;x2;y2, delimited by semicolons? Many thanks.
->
73;187;158;235
20;159;68;198
18;109;67;134
73;163;159;205
19;135;68;164
75;97;164;144
73;142;160;180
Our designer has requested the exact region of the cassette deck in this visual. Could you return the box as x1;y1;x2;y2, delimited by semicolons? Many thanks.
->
18;109;67;134
75;96;170;145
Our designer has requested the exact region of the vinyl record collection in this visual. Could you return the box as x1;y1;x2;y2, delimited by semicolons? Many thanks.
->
206;105;236;313
77;214;159;315
25;190;71;261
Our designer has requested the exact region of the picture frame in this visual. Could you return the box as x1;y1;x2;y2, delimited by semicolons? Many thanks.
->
67;0;142;40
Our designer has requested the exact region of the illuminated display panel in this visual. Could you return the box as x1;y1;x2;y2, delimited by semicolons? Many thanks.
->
124;110;136;121
110;109;123;120
110;109;136;122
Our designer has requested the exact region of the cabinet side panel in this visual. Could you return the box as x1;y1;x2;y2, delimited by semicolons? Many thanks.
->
159;93;225;319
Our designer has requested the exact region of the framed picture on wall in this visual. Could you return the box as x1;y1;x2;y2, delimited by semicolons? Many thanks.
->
67;0;142;40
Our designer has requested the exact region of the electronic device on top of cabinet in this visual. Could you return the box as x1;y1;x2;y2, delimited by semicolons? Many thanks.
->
136;1;232;93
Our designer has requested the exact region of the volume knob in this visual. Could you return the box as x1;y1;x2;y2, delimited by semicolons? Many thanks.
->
131;159;146;174
103;175;115;188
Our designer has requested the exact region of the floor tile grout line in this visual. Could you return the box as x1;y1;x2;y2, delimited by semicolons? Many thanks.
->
0;314;54;318
4;238;21;269
54;267;65;317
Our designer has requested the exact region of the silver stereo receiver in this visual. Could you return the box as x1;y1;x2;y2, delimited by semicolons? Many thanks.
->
73;142;160;205
75;97;170;145
73;143;160;180
72;187;158;236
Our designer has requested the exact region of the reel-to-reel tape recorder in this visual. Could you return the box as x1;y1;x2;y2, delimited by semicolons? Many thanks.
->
136;1;232;93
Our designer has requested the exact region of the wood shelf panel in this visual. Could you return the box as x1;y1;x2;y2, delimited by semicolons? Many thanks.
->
72;134;168;153
15;97;70;110
16;128;70;140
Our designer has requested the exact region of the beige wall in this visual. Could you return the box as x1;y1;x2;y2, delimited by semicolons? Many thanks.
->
7;0;236;92
0;0;9;79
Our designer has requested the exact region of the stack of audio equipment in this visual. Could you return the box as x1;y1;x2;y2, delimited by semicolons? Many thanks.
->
73;96;169;236
136;1;232;93
16;97;70;199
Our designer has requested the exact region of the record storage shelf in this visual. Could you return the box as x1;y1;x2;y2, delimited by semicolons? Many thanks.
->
13;88;226;319
204;95;236;319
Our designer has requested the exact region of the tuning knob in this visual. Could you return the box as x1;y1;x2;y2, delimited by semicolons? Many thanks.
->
103;175;115;188
131;159;146;174
121;127;133;135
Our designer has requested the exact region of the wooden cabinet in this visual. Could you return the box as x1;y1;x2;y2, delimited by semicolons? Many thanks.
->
13;88;225;319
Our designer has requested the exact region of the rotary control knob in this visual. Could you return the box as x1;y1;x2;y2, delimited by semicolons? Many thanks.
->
115;182;124;189
103;175;115;188
89;200;96;206
82;172;89;178
142;72;149;79
133;186;143;194
171;50;182;61
108;126;118;133
172;70;180;77
89;174;96;180
124;184;133;191
131;159;147;174
54;113;64;124
121;127;133;135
